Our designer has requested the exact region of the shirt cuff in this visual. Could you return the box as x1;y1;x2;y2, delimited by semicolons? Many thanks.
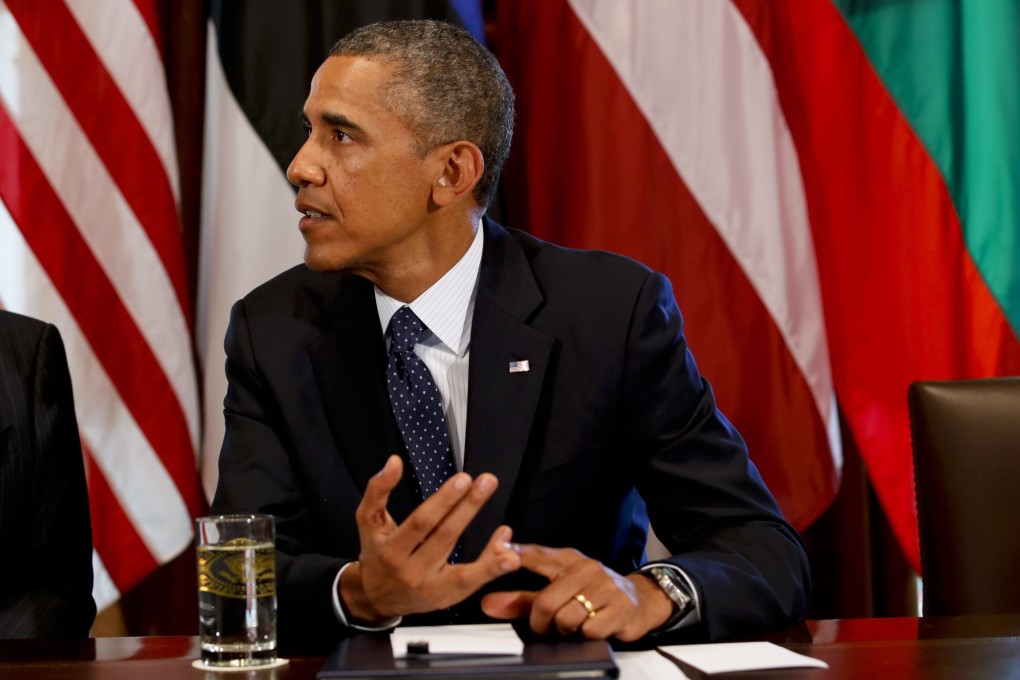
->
640;562;701;631
331;562;402;631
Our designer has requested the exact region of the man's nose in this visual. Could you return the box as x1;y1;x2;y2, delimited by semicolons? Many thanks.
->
286;143;324;187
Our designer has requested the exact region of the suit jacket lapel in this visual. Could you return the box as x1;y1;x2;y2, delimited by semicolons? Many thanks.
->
307;275;418;522
461;221;554;559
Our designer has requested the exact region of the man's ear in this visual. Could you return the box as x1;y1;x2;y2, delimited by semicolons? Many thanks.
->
431;141;484;207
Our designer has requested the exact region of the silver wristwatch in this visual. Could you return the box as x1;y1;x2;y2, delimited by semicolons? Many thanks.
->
642;566;694;629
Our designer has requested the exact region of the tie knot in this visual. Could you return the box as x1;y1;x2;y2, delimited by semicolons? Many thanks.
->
388;306;424;353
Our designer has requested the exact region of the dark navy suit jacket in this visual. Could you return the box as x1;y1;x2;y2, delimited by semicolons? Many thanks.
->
0;311;95;638
212;220;809;646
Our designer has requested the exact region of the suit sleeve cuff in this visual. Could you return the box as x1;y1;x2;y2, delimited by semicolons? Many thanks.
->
331;562;402;631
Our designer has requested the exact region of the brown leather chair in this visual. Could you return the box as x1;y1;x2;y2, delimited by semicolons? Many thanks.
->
908;377;1020;616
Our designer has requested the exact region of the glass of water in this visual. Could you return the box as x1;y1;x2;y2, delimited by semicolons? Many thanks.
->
196;514;277;668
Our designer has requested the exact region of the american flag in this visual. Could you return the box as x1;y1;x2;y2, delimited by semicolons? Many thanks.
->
508;360;530;374
0;0;201;610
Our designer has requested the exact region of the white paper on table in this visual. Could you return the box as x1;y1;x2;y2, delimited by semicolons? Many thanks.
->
615;650;693;679
658;641;828;674
390;624;525;658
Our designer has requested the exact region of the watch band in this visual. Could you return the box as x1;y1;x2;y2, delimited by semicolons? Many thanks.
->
642;565;694;629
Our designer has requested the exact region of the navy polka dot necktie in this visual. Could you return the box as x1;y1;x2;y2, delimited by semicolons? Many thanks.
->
385;306;456;500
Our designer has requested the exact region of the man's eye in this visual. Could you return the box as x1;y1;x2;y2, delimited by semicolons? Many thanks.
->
332;129;348;143
302;123;312;137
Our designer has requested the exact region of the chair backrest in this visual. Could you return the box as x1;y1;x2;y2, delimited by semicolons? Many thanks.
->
908;377;1020;616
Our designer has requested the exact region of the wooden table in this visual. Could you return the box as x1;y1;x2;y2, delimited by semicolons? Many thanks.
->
732;615;1020;679
2;615;1019;678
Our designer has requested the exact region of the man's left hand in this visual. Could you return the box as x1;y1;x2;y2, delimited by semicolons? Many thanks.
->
480;545;675;641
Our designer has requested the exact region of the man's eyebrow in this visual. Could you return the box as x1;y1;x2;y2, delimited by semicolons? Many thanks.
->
301;110;368;138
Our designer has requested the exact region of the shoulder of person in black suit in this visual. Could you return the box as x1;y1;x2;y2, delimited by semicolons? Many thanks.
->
0;310;96;638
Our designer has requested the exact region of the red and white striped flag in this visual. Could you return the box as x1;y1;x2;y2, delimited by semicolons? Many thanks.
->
0;0;201;610
500;0;842;535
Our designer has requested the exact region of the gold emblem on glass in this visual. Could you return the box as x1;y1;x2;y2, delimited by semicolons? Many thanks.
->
197;537;276;599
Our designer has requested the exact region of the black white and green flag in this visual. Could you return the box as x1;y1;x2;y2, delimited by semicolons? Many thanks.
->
198;1;483;497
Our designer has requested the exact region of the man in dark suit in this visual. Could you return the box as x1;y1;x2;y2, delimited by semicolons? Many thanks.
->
212;20;809;646
0;311;95;638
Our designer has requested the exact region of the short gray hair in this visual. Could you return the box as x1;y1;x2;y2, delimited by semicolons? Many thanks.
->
329;20;514;208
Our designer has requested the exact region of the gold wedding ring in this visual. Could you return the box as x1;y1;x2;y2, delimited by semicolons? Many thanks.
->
574;593;597;619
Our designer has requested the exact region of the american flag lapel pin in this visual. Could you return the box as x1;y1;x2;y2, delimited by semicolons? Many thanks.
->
509;358;530;374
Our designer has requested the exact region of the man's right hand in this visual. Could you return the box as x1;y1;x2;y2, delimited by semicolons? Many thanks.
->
339;455;521;624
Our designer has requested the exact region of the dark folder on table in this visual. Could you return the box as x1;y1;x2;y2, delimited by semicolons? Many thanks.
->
316;633;619;679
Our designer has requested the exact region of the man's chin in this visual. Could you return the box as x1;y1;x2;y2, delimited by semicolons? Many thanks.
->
303;248;345;273
303;258;332;273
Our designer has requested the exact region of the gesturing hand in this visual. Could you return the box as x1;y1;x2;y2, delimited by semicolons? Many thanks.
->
480;545;674;641
339;455;521;624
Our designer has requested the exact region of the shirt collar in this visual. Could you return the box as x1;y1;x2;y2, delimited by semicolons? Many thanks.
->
375;221;484;357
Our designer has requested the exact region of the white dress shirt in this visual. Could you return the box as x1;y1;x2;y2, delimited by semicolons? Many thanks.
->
373;223;484;471
332;222;483;629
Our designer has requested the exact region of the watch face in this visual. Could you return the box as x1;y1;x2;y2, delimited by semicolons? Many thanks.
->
644;567;693;630
651;567;692;607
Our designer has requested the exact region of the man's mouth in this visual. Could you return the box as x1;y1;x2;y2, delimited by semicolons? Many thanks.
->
303;210;326;218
